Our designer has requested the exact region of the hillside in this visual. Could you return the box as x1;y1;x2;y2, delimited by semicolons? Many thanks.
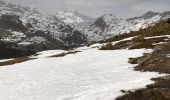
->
0;39;164;100
77;11;170;42
98;19;170;100
0;16;170;100
0;1;89;59
0;1;170;52
0;1;88;51
0;0;170;100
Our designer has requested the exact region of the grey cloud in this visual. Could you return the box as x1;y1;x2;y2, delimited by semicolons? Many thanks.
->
129;0;170;12
3;0;170;18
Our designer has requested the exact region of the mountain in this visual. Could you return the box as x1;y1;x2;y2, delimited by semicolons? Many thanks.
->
0;1;88;52
77;11;170;42
0;1;170;53
75;14;129;42
56;9;93;25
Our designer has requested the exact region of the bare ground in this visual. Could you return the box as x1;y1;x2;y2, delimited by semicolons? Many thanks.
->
98;20;170;100
116;42;170;100
0;57;35;66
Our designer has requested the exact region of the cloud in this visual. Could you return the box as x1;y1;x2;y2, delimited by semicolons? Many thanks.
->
129;0;170;13
3;0;170;18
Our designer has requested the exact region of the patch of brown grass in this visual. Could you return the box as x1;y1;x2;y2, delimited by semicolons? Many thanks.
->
100;36;169;50
116;42;170;100
100;21;170;44
129;41;154;49
116;88;170;100
0;57;34;66
100;42;115;50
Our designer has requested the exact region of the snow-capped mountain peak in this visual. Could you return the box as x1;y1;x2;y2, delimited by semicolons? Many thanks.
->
161;11;170;19
56;9;93;24
77;11;170;42
101;14;119;24
0;0;170;51
93;14;119;29
0;2;88;50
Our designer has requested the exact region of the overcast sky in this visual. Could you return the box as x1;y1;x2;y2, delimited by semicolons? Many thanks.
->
3;0;170;18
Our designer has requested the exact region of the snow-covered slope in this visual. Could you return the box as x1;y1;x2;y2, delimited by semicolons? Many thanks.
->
76;14;133;41
127;11;161;30
0;43;165;100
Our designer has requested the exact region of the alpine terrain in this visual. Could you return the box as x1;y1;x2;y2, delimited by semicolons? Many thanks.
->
0;0;170;100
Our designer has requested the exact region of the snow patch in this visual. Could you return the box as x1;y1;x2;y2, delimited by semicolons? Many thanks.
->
1;31;26;42
28;36;46;44
0;59;14;63
32;50;66;58
144;35;170;39
10;31;26;38
18;42;32;45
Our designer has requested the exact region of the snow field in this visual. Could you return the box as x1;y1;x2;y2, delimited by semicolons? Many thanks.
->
0;48;165;100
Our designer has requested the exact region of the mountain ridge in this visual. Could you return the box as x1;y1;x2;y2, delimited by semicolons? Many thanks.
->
56;9;93;24
0;0;170;52
76;11;170;42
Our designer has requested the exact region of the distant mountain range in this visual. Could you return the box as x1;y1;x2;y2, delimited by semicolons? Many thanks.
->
77;11;170;42
0;1;170;51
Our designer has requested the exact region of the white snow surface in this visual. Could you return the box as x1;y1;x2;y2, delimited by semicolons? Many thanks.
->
144;35;170;39
10;31;26;38
1;31;26;42
32;50;66;58
18;42;33;45
0;59;14;63
21;36;46;44
0;46;165;100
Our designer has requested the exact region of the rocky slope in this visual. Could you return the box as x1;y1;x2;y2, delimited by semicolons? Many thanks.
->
0;1;88;52
77;11;170;42
95;19;170;100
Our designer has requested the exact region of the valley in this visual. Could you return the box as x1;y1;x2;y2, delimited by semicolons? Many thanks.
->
0;0;170;100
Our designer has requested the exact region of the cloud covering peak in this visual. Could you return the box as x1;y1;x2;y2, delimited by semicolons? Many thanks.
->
3;0;170;18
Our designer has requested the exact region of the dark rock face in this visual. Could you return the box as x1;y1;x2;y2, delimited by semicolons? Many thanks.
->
166;18;170;23
0;14;27;32
0;41;35;59
0;48;35;59
0;13;88;51
93;17;106;30
0;11;89;60
142;11;160;19
161;11;170;19
127;11;160;21
63;30;87;47
0;1;90;54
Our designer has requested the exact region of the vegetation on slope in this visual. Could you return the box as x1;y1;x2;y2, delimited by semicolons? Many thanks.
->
0;41;36;59
100;19;170;50
113;19;170;100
